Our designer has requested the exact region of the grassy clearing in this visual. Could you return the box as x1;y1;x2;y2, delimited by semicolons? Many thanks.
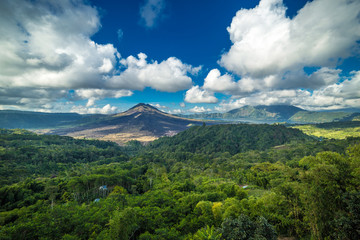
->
292;123;360;139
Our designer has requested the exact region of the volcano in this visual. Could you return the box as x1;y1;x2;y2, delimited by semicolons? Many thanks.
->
50;103;203;144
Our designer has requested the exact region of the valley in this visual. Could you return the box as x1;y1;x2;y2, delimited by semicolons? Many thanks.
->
2;0;360;239
1;104;360;239
1;122;359;239
2;103;360;145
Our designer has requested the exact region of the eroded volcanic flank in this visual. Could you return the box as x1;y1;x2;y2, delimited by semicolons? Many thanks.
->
50;103;203;144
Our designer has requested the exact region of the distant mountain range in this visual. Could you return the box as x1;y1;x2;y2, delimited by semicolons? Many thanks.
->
0;110;103;129
182;105;360;123
1;104;360;144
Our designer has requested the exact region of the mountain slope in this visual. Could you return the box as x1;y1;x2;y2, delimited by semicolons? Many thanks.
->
289;111;360;123
183;105;303;121
184;105;360;123
50;103;204;144
149;124;312;155
225;105;303;120
0;110;103;129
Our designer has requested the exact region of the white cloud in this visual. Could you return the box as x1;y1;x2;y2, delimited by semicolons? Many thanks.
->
219;0;360;91
0;87;69;110
307;68;341;89
180;102;186;108
139;0;166;28
325;70;360;99
0;0;198;111
109;53;197;92
75;89;133;109
189;106;212;113
150;103;167;109
0;0;118;89
168;109;183;114
185;86;218;103
203;69;238;93
200;66;342;96
74;89;133;100
0;0;121;110
215;70;360;112
71;104;118;114
86;98;96;107
98;58;114;73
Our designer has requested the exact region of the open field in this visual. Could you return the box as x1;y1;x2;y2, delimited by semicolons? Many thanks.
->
292;121;360;139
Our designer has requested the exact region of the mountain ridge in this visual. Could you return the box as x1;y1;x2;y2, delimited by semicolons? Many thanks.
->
183;105;360;123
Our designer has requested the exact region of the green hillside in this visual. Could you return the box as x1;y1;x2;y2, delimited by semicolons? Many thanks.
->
293;121;360;139
224;105;303;120
149;124;311;155
289;111;359;123
0;129;127;185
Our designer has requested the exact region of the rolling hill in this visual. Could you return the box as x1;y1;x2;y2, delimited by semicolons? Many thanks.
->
224;105;302;120
148;123;312;155
289;111;360;123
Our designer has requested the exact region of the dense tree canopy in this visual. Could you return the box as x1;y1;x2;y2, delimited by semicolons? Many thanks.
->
0;126;359;239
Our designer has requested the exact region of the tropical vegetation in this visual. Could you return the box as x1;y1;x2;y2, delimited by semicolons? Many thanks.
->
0;125;359;239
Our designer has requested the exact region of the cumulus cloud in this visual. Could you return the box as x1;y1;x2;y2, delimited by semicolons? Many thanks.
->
203;69;238;93
73;89;133;108
168;109;183;114
139;0;166;28
0;0;198;111
0;87;69;110
200;67;342;96
71;104;118;114
215;71;360;112
0;0;118;90
0;0;119;109
189;106;212;113
150;103;167;109
74;89;133;100
109;53;198;92
185;86;218;103
219;0;360;91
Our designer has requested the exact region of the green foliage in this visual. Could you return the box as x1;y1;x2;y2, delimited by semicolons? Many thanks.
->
290;111;356;123
149;124;311;155
299;151;356;239
192;225;222;240
1;127;360;240
0;129;127;185
108;207;139;240
220;215;277;240
293;121;360;139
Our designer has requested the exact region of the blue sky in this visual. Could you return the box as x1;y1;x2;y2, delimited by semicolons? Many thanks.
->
0;0;360;114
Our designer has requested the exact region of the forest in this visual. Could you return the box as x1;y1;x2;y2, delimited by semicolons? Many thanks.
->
0;125;360;240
